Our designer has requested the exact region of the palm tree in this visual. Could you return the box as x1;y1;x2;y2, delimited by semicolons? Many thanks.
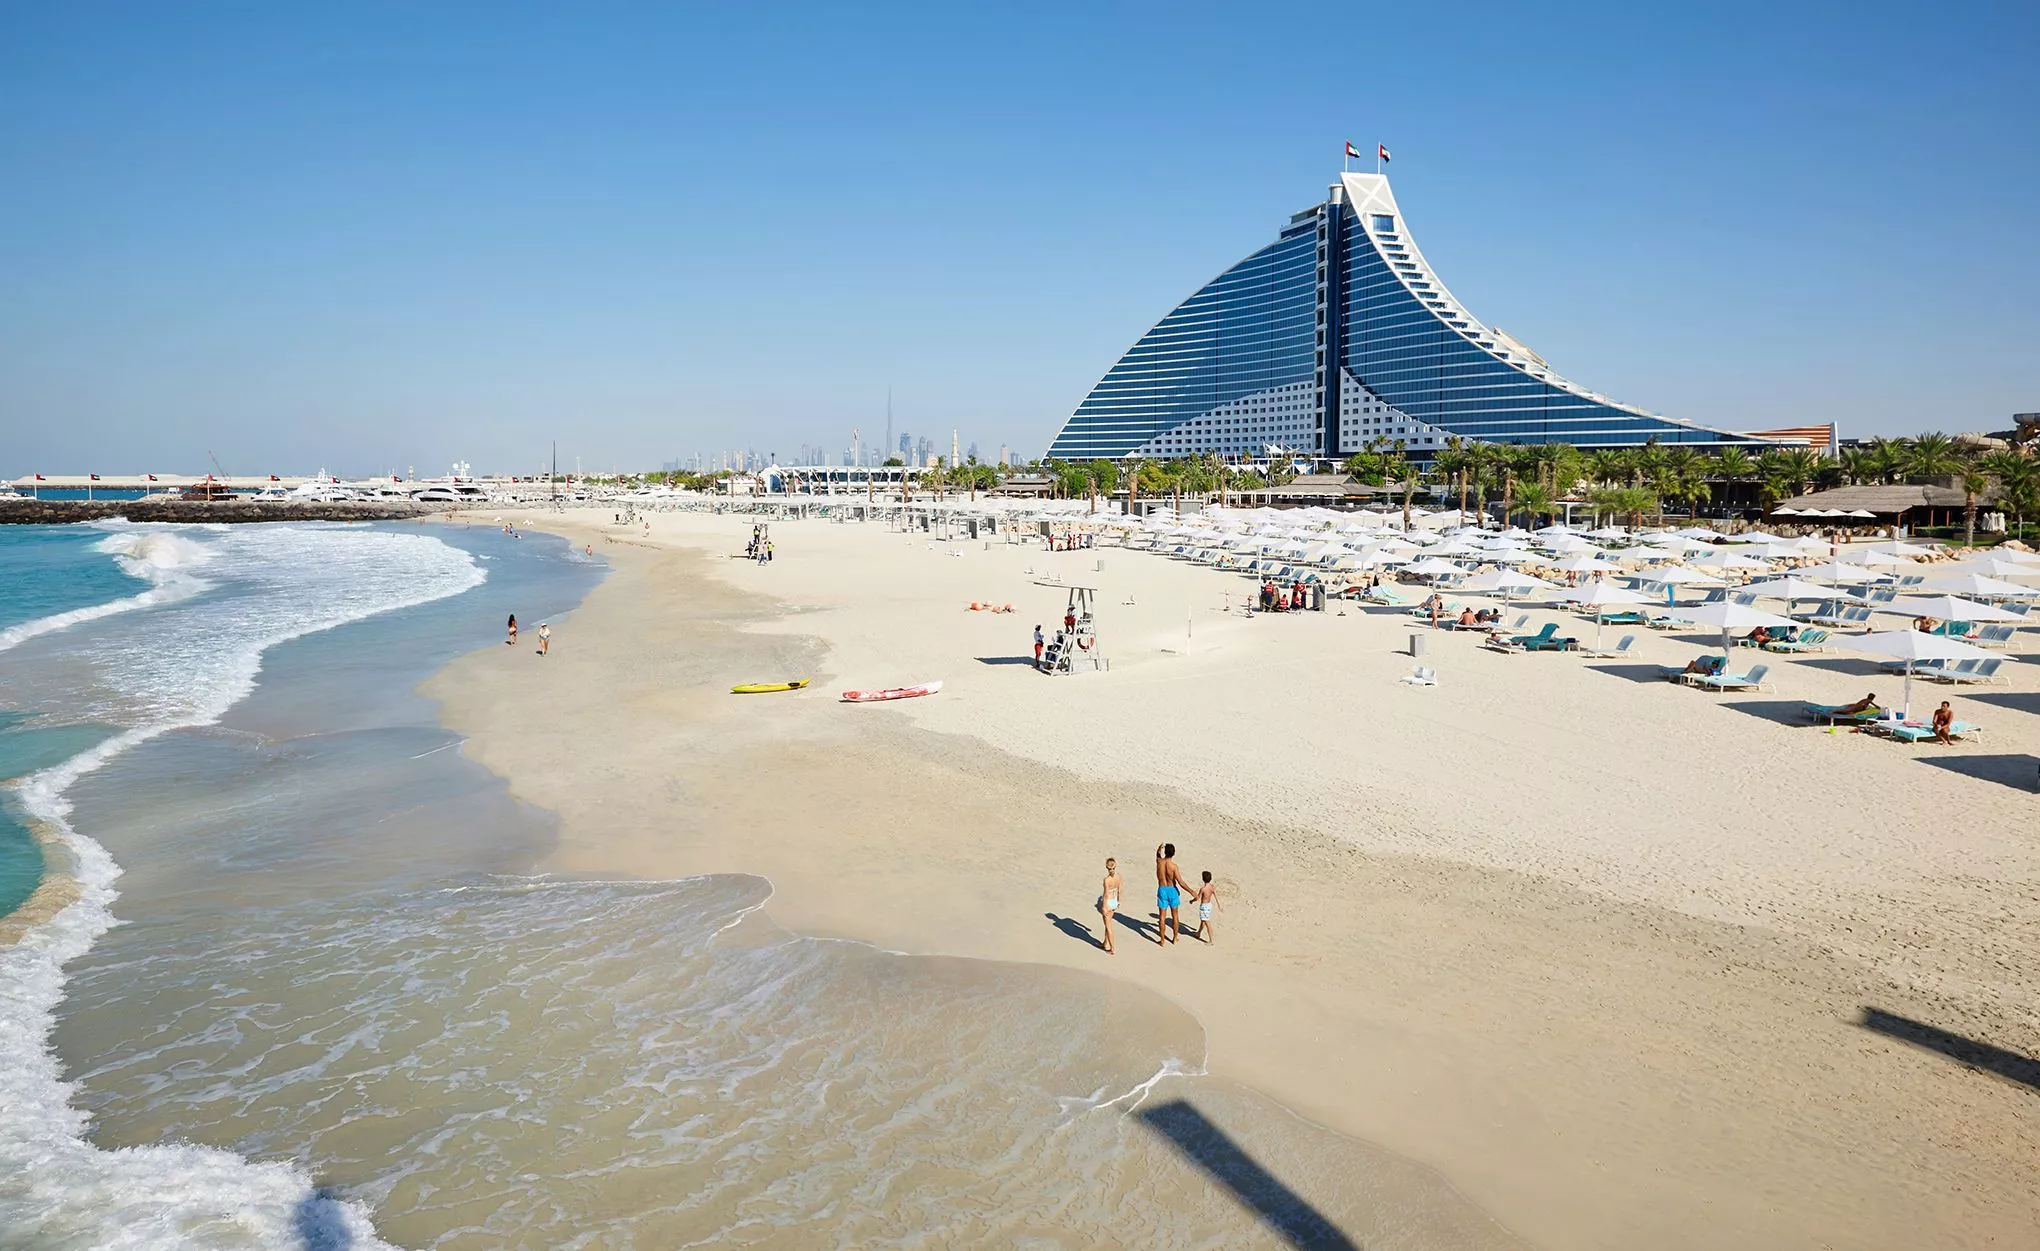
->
1903;432;1963;483
1384;443;1422;531
1711;447;1756;484
1863;437;1908;485
1583;449;1627;488
1960;465;1989;547
1434;438;1472;518
1513;482;1555;529
1985;453;2040;540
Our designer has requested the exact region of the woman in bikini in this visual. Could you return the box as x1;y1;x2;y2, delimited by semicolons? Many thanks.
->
1099;857;1121;955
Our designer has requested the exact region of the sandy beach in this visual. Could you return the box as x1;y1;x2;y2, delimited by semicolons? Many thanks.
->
429;508;2040;1250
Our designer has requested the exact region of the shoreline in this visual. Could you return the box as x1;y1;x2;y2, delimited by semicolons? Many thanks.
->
429;509;2040;1251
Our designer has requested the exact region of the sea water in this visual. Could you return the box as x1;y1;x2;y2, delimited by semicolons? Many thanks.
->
0;520;1518;1249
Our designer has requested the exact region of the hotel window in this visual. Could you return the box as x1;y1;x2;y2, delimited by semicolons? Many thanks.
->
1372;215;1395;232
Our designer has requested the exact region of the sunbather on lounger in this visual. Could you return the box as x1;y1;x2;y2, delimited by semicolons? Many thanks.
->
1456;608;1479;628
1744;626;1773;646
1833;692;1880;718
1681;655;1726;678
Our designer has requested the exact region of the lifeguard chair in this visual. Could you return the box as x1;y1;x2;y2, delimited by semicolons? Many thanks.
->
1039;584;1105;674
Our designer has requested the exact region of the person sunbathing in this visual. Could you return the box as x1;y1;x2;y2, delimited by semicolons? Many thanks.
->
1682;655;1726;677
1457;608;1479;628
1475;607;1500;624
1832;693;1880;717
1932;700;1955;744
1746;626;1772;645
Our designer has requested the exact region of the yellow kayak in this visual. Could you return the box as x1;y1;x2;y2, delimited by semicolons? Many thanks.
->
731;680;810;694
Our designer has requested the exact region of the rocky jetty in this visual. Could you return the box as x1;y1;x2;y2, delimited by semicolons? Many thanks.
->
0;498;438;525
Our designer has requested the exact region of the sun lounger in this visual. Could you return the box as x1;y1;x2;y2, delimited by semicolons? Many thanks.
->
1930;621;1976;638
1579;633;1637;659
1927;657;2008;685
1508;622;1559;647
1802;701;1884;725
1690;662;1775;692
1763;628;1830;653
1664;655;1727;682
1594;611;1651;626
1361;586;1410;605
1972;624;2016;649
1871;718;1982;745
1791;600;1851;627
1644;614;1693;630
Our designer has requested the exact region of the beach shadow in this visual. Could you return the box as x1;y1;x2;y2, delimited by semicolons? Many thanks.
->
1860;1007;2040;1092
1045;912;1105;951
1791;656;1884;676
1135;1099;1359;1250
1964;690;2040;716
1587;663;1674;685
1113;910;1158;944
292;1189;355;1251
976;656;1038;666
1720;699;1817;727
1911;753;2040;792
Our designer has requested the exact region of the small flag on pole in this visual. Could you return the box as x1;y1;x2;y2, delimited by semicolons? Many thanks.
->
1345;142;1363;159
1378;144;1391;163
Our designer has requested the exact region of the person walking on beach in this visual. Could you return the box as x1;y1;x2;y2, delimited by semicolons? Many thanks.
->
507;614;518;645
1033;624;1045;668
1099;857;1122;956
537;623;551;656
1155;843;1188;947
1192;871;1221;945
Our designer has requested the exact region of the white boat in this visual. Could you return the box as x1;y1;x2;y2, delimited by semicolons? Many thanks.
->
415;483;491;504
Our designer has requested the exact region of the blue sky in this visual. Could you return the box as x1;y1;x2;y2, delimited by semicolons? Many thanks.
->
2;2;2035;476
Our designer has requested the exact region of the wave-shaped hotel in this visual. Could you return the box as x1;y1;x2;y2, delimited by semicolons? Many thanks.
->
1049;171;1779;461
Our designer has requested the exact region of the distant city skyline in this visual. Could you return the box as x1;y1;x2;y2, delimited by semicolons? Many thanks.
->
2;4;2035;476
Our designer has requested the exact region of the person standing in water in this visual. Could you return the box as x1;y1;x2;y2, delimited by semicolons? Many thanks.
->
507;614;518;645
1099;857;1121;956
537;623;551;656
1193;871;1220;944
1155;843;1187;946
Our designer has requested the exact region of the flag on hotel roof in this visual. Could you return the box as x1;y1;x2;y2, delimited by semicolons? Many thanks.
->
1345;142;1362;159
1378;144;1391;162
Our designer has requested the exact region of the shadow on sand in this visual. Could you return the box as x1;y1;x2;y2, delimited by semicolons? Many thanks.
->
1586;663;1673;685
976;656;1038;666
1135;1099;1359;1250
1860;1007;2040;1092
1910;753;2040;792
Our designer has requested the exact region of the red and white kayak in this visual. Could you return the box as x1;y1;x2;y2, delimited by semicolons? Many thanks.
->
841;680;943;703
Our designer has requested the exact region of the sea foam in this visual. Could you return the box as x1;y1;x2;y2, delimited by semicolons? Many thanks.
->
0;523;485;1249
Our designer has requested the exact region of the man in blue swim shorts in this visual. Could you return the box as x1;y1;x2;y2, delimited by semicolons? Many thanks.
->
1155;843;1188;947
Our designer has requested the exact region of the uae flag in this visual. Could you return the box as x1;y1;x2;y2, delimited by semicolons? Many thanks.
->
147;474;158;481
1379;144;1392;163
89;473;100;481
1345;142;1362;159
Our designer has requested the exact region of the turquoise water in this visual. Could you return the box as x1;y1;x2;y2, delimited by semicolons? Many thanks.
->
0;525;149;634
0;528;151;915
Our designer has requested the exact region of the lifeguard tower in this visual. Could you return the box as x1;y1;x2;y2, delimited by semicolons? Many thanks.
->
1039;584;1106;674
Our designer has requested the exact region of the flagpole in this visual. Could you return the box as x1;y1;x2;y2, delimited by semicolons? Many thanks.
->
1376;143;1381;176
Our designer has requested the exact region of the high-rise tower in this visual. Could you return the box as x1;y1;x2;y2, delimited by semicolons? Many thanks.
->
1047;171;1772;459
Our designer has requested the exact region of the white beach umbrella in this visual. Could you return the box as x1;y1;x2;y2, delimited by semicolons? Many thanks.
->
1837;630;1992;718
1863;540;1935;558
1880;595;2023;623
1405;557;1466;578
1680;600;1803;659
1801;561;1891;585
1946;558;2040;582
1935;572;2040;603
1689;551;1774;572
1722;529;1781;543
1553;554;1625;574
1852;550;1927;569
1635;564;1719;609
1482;548;1534;564
1743;577;1867;606
1584;526;1631;541
1575;580;1652;648
1459;570;1559;603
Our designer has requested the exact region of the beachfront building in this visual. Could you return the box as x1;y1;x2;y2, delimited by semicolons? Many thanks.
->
1048;171;1774;462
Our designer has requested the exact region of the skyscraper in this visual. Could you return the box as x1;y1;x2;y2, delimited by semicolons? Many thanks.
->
1048;170;1773;459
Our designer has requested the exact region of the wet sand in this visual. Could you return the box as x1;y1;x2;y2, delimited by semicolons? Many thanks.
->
429;510;2040;1250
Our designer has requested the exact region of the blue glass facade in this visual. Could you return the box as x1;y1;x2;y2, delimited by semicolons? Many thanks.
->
1049;172;1766;458
1046;226;1320;461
